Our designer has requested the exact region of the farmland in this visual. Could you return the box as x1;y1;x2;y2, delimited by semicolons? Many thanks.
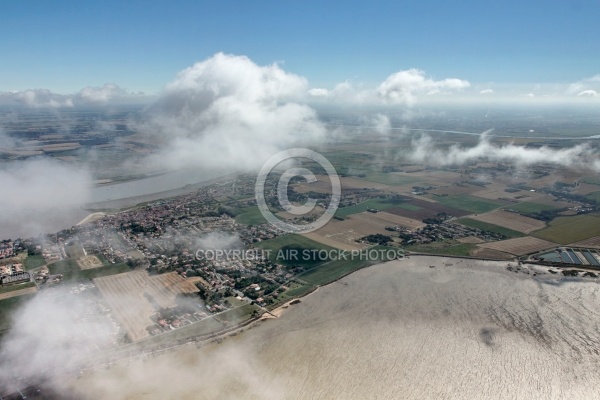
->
94;271;199;342
255;234;338;267
405;242;478;257
0;295;35;337
335;197;419;217
457;218;524;238
385;197;471;220
478;237;558;256
234;205;267;225
428;194;504;214
532;214;600;244
466;210;546;233
48;258;130;281
504;202;562;214
303;211;424;251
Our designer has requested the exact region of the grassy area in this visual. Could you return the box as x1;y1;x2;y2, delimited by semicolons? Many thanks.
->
48;258;131;281
581;176;600;185
457;218;525;238
405;242;477;256
586;191;600;203
278;283;317;301
336;197;420;217
0;281;36;295
532;214;600;244
256;234;339;267
234;205;268;225
133;303;260;348
357;170;420;186
0;295;35;337
277;245;396;296
23;254;46;270
504;202;561;214
430;194;503;214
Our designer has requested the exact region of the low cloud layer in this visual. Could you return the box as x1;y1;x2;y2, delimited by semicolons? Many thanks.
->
0;84;142;108
409;131;600;171
0;159;92;238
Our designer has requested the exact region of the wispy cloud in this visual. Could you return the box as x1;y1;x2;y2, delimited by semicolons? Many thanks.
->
409;131;600;171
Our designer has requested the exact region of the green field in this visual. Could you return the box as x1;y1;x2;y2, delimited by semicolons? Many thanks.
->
24;254;46;270
457;218;524;238
234;206;268;225
256;234;338;267
277;245;396;296
0;281;36;295
532;213;600;244
581;176;600;185
48;259;131;281
430;195;503;214
336;197;420;217
404;242;478;257
586;191;600;203
357;170;421;186
504;202;561;214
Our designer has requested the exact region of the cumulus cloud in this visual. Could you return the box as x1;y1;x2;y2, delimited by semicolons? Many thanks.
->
0;159;92;238
145;53;326;171
480;89;494;94
377;69;470;106
409;131;600;171
0;89;74;108
76;83;128;104
567;74;600;97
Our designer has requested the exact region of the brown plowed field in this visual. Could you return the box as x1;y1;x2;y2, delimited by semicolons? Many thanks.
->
469;210;546;233
478;237;558;256
94;271;199;342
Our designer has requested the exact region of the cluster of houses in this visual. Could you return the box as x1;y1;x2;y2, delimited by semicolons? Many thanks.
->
0;263;31;286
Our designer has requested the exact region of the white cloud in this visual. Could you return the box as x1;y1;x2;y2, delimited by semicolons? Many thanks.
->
146;53;326;171
480;89;494;94
377;69;470;106
308;88;330;97
0;84;142;108
0;159;92;237
0;89;74;108
77;83;127;104
409;131;600;171
567;74;600;96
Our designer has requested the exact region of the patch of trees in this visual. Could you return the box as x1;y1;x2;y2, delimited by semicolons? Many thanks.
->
360;234;392;245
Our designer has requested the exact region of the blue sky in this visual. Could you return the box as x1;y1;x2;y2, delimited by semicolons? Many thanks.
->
1;0;599;94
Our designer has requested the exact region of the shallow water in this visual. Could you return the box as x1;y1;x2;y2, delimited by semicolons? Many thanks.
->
73;257;600;399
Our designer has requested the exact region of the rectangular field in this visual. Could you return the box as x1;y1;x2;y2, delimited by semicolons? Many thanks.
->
428;194;504;214
532;214;600;244
386;197;471;219
468;210;546;233
457;218;524;238
504;202;562;214
570;236;600;248
478;237;558;256
303;211;424;250
94;271;199;342
335;197;420;217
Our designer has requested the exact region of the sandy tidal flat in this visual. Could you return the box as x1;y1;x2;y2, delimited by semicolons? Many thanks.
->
72;257;600;399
